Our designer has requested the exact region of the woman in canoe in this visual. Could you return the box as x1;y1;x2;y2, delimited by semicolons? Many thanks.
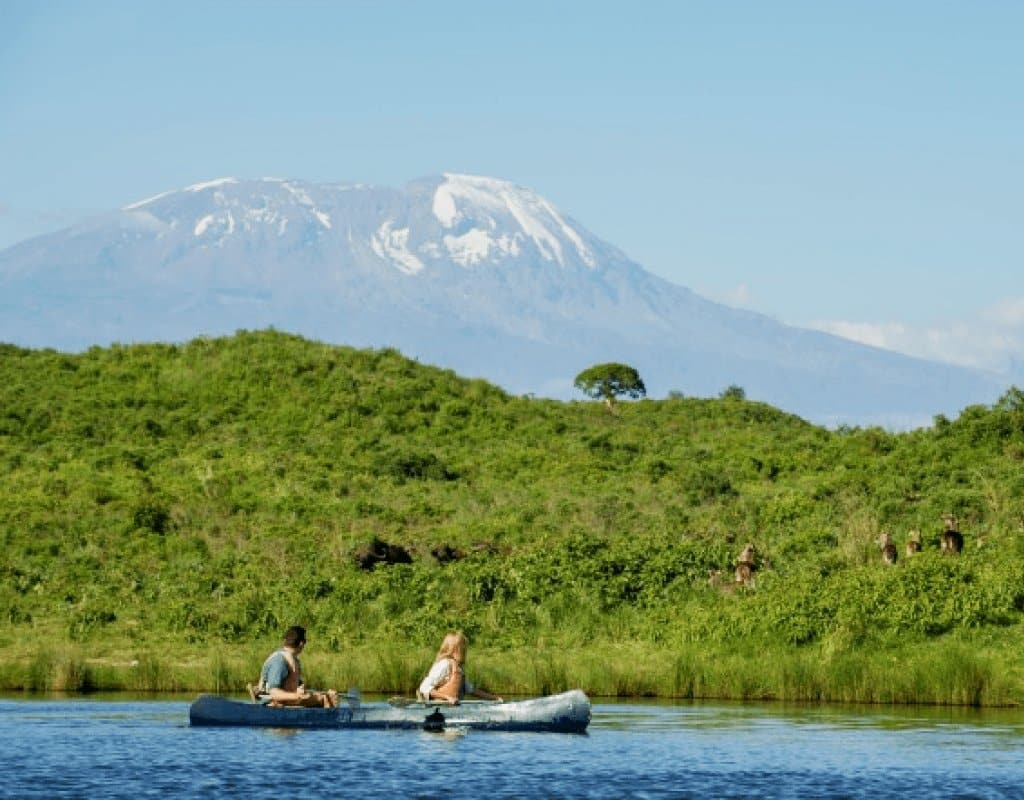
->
417;631;503;705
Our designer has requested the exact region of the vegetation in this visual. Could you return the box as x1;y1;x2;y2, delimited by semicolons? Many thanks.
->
573;362;646;409
3;330;1024;705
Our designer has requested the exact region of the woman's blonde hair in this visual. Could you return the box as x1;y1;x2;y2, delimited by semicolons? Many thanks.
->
436;631;468;664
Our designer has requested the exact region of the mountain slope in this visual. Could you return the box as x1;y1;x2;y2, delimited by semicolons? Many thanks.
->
0;173;1006;426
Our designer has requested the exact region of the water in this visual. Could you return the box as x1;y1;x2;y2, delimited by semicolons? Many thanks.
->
3;695;1024;798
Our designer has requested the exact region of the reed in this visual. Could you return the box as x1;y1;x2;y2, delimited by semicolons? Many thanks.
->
368;646;426;694
25;650;57;692
53;654;96;692
529;651;571;697
1;635;1022;708
129;655;175;692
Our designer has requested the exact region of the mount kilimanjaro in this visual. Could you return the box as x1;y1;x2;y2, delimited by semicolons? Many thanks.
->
0;173;1006;427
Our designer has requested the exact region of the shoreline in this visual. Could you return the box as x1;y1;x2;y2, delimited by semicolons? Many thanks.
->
2;637;1021;708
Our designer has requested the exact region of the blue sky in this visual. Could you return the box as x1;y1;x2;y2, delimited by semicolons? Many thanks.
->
2;1;1022;375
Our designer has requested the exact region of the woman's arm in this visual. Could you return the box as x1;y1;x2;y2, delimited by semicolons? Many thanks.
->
467;682;503;702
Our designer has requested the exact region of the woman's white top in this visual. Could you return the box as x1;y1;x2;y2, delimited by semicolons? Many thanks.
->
416;658;474;701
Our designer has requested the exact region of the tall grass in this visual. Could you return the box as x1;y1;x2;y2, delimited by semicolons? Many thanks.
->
0;638;1019;707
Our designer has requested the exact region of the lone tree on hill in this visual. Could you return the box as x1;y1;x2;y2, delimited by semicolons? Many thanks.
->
574;362;646;410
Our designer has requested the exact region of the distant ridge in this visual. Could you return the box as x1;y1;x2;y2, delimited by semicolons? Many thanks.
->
0;174;1007;427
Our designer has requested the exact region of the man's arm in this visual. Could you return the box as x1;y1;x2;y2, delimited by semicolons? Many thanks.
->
269;685;311;703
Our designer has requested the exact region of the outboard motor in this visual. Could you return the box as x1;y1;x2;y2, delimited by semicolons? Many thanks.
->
423;707;446;732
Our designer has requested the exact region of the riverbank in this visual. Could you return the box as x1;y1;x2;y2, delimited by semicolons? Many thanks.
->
2;633;1021;707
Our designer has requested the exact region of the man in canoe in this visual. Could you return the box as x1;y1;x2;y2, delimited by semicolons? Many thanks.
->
417;631;502;705
251;625;339;708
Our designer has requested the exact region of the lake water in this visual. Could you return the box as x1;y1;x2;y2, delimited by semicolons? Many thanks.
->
2;695;1023;798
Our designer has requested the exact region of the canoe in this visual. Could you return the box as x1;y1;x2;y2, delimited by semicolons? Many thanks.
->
188;688;591;733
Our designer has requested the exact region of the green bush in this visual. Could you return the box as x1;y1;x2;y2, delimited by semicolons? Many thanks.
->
2;331;1024;703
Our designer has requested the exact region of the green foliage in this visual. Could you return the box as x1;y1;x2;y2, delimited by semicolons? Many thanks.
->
573;362;646;405
2;330;1024;702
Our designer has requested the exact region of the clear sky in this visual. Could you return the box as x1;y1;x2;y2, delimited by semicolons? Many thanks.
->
2;1;1022;376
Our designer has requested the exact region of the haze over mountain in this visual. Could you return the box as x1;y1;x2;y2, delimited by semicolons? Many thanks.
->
0;174;1007;427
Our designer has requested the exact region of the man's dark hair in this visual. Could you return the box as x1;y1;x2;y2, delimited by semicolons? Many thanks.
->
284;625;307;648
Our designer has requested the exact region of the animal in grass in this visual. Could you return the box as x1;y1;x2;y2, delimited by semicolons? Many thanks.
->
878;532;898;565
905;529;922;556
353;536;413;570
707;569;737;593
940;514;964;555
735;543;757;585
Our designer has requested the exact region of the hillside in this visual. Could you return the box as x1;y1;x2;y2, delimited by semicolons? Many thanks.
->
0;175;1007;428
3;330;1024;703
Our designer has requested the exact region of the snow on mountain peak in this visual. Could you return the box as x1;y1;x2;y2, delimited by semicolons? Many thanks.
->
280;181;332;230
120;174;596;270
122;189;173;211
123;177;239;211
432;173;595;268
371;221;423;275
186;177;239;193
121;177;336;246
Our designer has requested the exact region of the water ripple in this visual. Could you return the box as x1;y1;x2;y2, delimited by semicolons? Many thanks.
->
3;698;1024;799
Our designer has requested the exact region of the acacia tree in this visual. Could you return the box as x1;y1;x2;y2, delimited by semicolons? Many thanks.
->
574;362;646;410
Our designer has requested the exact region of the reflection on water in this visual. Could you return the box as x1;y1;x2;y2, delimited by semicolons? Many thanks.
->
3;695;1024;799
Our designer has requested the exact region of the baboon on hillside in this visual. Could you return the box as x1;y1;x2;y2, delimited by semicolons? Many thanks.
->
905;529;922;556
735;543;757;585
878;532;898;565
940;514;964;554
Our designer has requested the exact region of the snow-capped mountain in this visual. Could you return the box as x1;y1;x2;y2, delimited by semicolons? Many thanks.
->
0;174;1007;427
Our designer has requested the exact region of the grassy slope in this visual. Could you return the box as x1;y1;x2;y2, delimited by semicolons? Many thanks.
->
2;330;1024;703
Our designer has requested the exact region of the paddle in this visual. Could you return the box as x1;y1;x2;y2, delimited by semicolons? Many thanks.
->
248;683;353;709
387;696;502;708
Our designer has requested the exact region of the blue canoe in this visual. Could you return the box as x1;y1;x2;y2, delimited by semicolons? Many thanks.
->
189;689;591;733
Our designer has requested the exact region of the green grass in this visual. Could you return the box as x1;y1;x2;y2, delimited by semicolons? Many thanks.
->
3;330;1024;705
1;638;1017;707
